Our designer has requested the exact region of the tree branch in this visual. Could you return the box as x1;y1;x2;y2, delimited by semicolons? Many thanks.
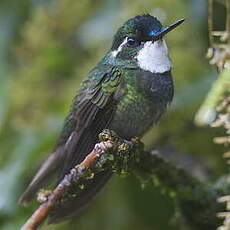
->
20;139;114;230
20;129;229;230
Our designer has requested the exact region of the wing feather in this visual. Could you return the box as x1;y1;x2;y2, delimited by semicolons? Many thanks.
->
19;65;122;222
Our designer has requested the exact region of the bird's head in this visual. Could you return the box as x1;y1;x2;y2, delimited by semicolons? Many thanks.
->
110;14;184;73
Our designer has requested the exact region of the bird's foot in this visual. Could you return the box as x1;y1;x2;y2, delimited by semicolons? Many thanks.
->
120;136;143;149
99;129;119;142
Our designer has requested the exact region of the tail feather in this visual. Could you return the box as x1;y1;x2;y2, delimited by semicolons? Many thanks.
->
19;146;64;205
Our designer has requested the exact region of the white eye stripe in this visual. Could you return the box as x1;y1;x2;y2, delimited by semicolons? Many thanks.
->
111;37;128;57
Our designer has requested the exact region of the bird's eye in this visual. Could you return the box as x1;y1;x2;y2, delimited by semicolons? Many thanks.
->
127;37;140;46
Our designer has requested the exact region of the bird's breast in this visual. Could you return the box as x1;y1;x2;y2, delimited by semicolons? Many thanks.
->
109;69;173;139
109;87;166;139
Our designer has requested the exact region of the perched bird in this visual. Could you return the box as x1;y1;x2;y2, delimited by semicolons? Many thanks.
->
19;14;184;223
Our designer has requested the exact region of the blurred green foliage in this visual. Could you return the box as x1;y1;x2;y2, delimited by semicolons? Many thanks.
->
0;0;227;229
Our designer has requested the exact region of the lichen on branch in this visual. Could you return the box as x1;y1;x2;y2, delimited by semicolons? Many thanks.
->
20;129;229;230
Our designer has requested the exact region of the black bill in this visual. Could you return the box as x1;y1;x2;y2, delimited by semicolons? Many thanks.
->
152;18;185;41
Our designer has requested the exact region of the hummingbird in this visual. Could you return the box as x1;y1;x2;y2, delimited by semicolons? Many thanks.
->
19;14;184;223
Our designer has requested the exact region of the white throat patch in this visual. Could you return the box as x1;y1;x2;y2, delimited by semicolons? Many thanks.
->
135;39;171;73
111;37;128;57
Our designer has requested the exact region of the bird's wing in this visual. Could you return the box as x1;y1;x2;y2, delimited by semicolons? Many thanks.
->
58;66;122;179
49;66;122;223
19;65;122;220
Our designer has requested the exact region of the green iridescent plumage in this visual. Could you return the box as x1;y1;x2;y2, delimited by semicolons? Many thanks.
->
19;14;184;223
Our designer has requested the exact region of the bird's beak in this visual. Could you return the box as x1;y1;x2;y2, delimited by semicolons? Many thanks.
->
152;19;185;41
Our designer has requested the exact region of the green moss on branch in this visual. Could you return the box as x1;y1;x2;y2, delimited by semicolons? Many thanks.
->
97;130;228;230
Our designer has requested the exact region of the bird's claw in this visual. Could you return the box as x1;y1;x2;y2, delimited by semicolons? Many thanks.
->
99;129;118;142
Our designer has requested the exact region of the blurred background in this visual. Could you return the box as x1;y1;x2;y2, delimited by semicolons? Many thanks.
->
0;0;228;229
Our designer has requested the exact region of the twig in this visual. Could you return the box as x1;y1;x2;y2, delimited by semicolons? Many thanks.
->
20;129;230;230
20;140;113;230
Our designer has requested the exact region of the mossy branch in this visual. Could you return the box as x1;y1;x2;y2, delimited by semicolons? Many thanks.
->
20;129;229;230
